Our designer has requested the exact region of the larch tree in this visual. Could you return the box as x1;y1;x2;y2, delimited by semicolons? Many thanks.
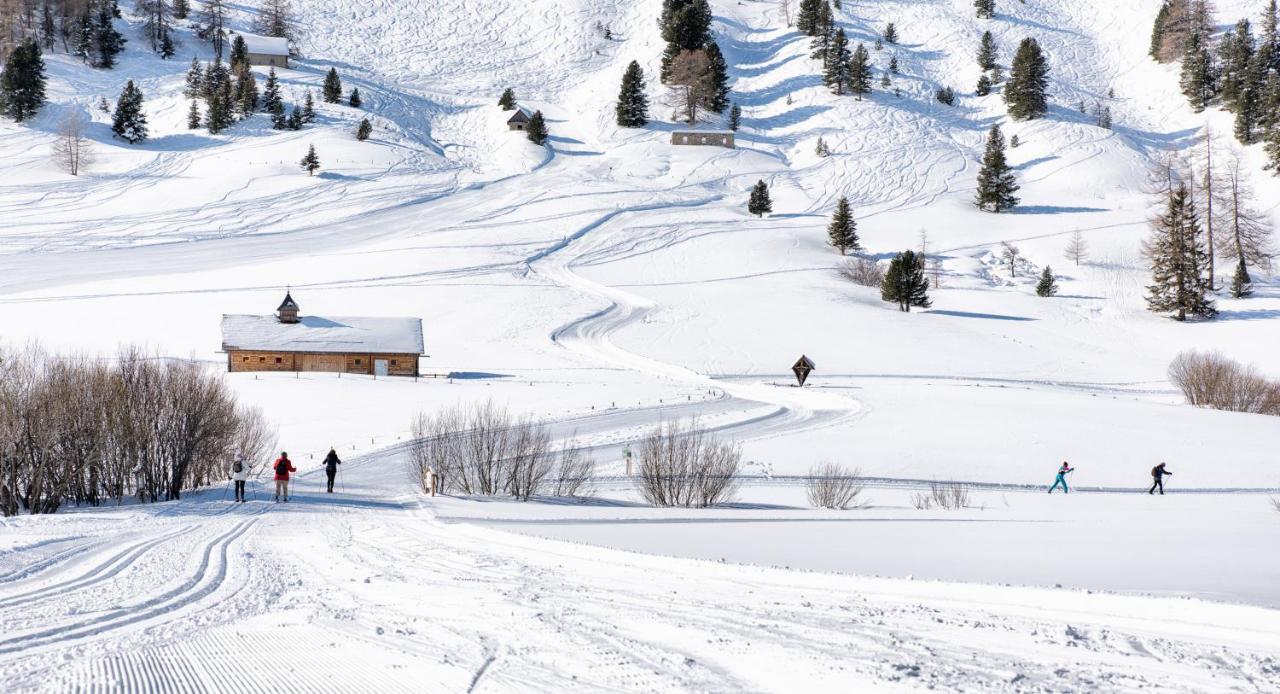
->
668;48;713;124
1064;230;1089;266
255;0;297;40
137;0;174;54
1144;182;1216;321
111;79;148;144
881;250;931;311
827;196;860;255
198;0;229;59
747;180;772;217
1005;37;1050;120
1218;153;1275;282
615;60;649;127
975;124;1020;212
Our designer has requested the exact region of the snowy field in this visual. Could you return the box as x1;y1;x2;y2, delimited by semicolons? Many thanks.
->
3;0;1280;691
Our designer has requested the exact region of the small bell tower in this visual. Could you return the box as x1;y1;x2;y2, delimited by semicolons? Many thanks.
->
277;291;300;324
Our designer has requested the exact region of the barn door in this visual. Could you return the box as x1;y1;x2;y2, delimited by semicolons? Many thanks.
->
374;359;389;377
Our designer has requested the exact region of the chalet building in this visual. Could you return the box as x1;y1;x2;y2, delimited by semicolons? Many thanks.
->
671;130;735;149
222;29;290;68
506;107;532;131
221;292;425;377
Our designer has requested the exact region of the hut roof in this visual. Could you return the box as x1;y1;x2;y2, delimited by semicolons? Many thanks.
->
223;29;290;57
221;314;425;355
277;291;299;311
506;107;532;124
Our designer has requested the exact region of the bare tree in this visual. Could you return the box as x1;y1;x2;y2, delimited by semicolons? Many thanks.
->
1218;152;1275;274
780;0;792;27
805;463;869;509
51;110;92;176
1064;230;1089;266
197;0;229;58
634;419;740;508
1000;241;1021;277
254;0;296;41
552;439;596;498
668;49;712;125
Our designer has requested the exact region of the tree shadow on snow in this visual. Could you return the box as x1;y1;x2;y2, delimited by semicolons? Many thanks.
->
1214;308;1280;321
1010;205;1109;215
925;309;1037;322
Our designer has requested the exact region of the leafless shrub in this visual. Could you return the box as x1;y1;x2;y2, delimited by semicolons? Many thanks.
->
1168;351;1280;416
0;344;272;516
52;111;93;176
552;440;597;498
634;419;741;508
910;481;971;511
806;463;869;509
839;257;885;287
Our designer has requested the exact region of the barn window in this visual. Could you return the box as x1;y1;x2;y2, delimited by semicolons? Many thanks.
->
242;356;249;362
275;357;282;364
390;360;398;366
259;357;266;362
355;359;362;365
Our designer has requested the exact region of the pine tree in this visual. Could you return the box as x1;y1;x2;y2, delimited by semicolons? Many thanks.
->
976;74;992;96
747;180;772;217
349;88;362;108
356;117;372;141
1266;121;1280;175
935;86;956;105
159;30;175;59
977;30;998;71
526;110;548;145
1263;0;1280;68
322;68;342;103
229;34;248;70
174;0;189;19
1144;183;1216;321
499;87;517;110
302;91;315;123
615;61;649;127
797;0;822;35
0;40;48;122
234;63;258;116
185;56;204;98
1229;258;1254;297
1235;46;1272;143
1006;37;1050;120
975;124;1020;212
204;79;232;133
827;196;860;254
975;0;995;20
263;68;282;110
1035;266;1059;297
729;102;741;131
187;99;201;129
1219;20;1254;112
824;28;852;94
93;10;126;69
883;23;898;45
881;72;891;88
810;2;834;65
881;250;931;311
300;143;320;176
815;136;830;157
138;0;174;54
705;41;731;113
1097;105;1113;129
1150;1;1171;59
288;104;303;130
848;43;873;100
889;54;899;73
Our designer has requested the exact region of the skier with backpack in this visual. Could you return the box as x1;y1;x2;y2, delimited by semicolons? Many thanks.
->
1149;463;1173;495
273;452;296;503
323;448;342;493
230;454;250;503
1048;461;1074;494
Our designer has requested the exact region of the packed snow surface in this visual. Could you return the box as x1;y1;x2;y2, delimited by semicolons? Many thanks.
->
2;0;1280;691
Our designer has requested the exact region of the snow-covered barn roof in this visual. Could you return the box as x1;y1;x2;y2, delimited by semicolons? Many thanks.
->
223;29;289;57
221;314;425;354
507;107;532;124
672;129;735;135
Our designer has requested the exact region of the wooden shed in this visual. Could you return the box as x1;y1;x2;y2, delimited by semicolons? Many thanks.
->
221;292;425;377
222;29;290;68
506;107;532;131
671;130;735;148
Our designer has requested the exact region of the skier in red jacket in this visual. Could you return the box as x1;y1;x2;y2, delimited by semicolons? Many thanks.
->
273;452;296;503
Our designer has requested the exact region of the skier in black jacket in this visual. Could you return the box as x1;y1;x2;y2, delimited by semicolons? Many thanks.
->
323;448;342;493
1148;463;1172;495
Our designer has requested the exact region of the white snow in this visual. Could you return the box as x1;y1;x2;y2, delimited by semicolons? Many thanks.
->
223;29;290;58
2;0;1280;690
220;313;425;354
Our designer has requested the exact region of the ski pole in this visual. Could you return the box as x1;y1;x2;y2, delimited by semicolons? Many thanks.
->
221;477;230;501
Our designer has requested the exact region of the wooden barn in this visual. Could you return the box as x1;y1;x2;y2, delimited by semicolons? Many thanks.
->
506;107;532;131
671;130;735;149
221;292;425;377
221;29;290;68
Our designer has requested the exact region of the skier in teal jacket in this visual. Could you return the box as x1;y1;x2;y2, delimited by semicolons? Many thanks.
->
1048;461;1074;494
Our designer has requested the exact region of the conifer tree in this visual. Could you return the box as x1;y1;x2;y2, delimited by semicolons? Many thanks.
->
747;180;772;217
797;0;822;35
204;77;233;133
263;68;286;129
1097;105;1113;129
256;0;297;40
848;43;873;100
526;110;548;145
187;99;201;129
302;90;315;123
229;34;248;71
199;0;228;59
159;29;175;59
174;0;189;19
1229;258;1253;297
356;117;372;141
349;88;362;108
974;0;995;20
827;196;860;255
234;63;258;116
1035;266;1059;297
883;23;898;45
815;136;830;157
810;2;834;65
322;68;342;103
185;56;204;98
975;124;1020;212
889;54;899;73
729;102;741;130
138;0;174;54
615;61;649;127
1266;121;1280;174
881;250;931;311
300;143;320;176
705;41;731;113
1179;30;1215;112
110;80;148;143
824;28;852;94
288;104;303;130
976;74;992;96
1005;37;1050;120
1144;182;1216;321
1219;20;1254;112
1150;0;1171;59
92;9;127;69
0;40;47;122
977;31;997;71
498;87;516;110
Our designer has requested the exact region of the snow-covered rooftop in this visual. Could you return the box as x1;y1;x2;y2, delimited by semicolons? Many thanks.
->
221;314;425;354
223;29;290;56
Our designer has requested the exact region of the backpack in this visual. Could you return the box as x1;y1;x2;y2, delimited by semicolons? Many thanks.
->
1151;465;1160;477
233;461;243;473
276;459;289;476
